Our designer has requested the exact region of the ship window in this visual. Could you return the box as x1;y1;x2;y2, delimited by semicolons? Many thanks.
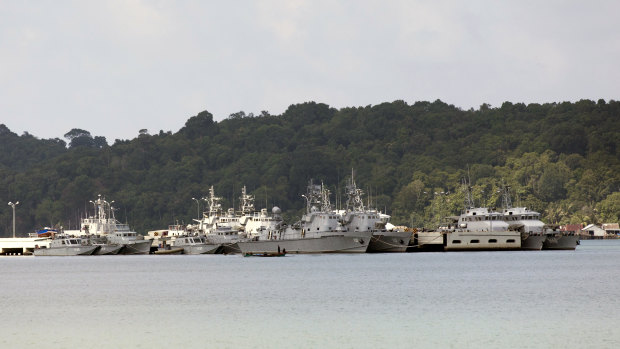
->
452;240;461;244
470;239;479;243
489;239;497;243
507;239;516;243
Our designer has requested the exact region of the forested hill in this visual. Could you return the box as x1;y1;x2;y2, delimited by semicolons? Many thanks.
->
1;99;619;236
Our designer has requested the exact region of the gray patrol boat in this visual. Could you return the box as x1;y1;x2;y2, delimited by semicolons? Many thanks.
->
172;235;221;254
542;226;580;250
237;180;372;254
340;173;411;252
34;236;98;256
501;186;547;250
500;186;579;250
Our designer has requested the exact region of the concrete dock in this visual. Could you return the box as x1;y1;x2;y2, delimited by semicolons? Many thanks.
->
0;237;51;255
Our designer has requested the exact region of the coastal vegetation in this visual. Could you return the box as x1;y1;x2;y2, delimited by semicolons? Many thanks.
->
1;99;619;236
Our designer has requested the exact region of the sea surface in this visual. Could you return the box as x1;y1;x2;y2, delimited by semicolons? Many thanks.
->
1;239;620;348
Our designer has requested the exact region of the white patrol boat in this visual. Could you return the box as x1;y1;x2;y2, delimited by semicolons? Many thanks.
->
194;186;245;254
64;195;151;255
440;185;521;251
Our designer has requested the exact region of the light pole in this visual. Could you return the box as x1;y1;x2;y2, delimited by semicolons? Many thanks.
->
192;198;200;219
8;201;19;238
89;200;97;218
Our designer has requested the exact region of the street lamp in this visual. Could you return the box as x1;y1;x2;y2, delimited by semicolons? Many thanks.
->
8;201;19;238
192;198;200;219
89;200;97;218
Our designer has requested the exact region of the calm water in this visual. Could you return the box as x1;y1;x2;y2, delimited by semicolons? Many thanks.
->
2;240;620;348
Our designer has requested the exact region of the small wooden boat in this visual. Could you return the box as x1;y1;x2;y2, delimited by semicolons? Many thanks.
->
153;236;184;255
243;252;286;257
154;247;184;255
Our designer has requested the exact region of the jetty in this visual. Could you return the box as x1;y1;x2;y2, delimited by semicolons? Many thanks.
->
0;237;51;255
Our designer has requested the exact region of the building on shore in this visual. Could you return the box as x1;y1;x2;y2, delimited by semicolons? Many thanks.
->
581;223;619;239
602;223;620;237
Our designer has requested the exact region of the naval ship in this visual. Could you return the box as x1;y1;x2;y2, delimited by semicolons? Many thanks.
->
236;186;284;242
64;195;151;255
440;185;521;251
194;186;245;253
237;180;372;254
340;174;411;252
500;186;547;250
541;225;580;250
500;186;579;250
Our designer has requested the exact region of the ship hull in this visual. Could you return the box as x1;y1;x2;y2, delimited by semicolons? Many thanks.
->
181;244;221;255
367;231;412;252
237;235;371;254
444;231;521;251
154;247;184;255
34;245;98;256
542;234;580;250
520;234;546;251
94;245;123;255
119;240;152;255
220;243;241;254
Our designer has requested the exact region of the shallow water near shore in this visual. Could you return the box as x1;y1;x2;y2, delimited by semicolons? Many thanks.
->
2;239;619;348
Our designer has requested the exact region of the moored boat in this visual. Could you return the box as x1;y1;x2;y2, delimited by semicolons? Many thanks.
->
153;236;184;254
34;236;98;256
194;186;245;254
501;186;547;250
64;195;151;255
154;247;184;255
440;184;521;251
340;173;410;252
237;180;372;255
244;252;286;257
172;235;221;254
542;226;580;250
85;235;123;255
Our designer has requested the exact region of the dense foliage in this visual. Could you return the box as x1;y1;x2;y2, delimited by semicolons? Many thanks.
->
1;99;619;236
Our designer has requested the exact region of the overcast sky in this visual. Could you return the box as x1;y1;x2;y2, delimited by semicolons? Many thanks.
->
1;0;618;141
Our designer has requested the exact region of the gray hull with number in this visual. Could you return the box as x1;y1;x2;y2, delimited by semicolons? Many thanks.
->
238;234;371;254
